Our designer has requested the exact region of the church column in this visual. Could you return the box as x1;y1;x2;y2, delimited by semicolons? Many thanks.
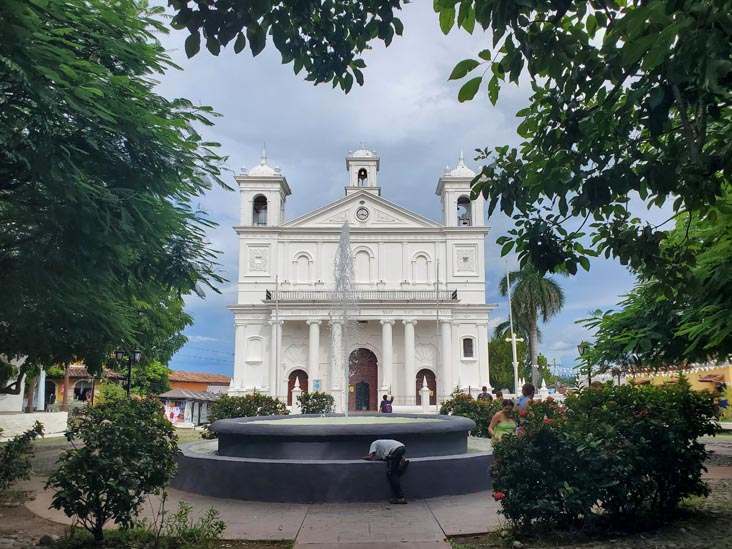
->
330;320;343;389
307;320;321;388
234;322;247;389
269;320;284;397
403;320;417;404
276;320;284;398
477;322;491;391
381;320;394;392
440;320;453;398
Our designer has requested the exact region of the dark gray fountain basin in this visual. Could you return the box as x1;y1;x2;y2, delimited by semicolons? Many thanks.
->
214;413;474;459
171;414;493;503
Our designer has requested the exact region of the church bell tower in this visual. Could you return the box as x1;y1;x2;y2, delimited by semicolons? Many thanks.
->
235;148;291;226
345;146;380;196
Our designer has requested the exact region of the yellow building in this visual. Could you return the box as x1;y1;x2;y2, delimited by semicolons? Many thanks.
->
631;364;732;393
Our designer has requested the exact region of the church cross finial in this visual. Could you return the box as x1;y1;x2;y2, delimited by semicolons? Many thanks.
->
460;149;464;162
360;140;367;150
261;144;268;166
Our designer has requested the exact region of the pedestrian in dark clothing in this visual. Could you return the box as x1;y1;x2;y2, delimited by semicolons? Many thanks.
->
379;394;394;413
363;439;409;504
477;386;493;401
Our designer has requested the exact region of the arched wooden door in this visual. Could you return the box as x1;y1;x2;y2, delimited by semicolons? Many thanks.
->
348;348;378;411
416;368;437;406
287;369;309;406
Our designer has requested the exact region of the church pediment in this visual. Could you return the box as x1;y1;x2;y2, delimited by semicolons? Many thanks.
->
283;191;441;229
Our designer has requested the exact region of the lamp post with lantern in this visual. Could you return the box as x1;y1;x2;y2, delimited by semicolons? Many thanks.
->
577;341;591;387
115;348;142;396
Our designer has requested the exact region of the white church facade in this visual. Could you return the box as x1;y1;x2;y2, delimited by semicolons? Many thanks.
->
228;148;495;412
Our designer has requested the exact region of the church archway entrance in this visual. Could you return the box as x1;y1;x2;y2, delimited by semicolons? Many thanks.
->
287;369;308;406
416;368;437;406
348;348;377;412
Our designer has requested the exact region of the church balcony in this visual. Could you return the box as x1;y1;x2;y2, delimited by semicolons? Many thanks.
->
264;290;458;302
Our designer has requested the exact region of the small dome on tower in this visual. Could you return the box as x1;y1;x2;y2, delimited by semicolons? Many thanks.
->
351;148;375;158
248;147;279;177
447;151;476;178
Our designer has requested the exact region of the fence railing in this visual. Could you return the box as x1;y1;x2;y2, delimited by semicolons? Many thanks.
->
265;290;458;302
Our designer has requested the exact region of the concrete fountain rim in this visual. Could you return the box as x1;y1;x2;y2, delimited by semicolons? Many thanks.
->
211;413;475;437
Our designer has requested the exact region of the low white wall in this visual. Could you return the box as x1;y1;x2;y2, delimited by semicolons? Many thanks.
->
0;387;24;412
0;412;68;439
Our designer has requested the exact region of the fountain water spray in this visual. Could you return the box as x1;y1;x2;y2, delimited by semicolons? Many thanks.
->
334;222;355;417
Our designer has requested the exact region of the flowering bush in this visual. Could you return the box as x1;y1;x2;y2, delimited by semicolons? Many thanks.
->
439;390;501;437
298;391;336;414
492;379;719;531
202;393;288;438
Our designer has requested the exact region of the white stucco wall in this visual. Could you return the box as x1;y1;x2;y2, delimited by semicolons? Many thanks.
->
0;412;68;439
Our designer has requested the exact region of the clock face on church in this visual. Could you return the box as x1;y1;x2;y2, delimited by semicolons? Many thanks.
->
355;207;369;221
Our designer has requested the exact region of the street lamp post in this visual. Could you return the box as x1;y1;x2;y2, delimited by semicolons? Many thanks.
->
116;348;142;396
577;342;590;387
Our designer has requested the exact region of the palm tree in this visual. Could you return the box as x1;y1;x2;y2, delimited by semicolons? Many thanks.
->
498;263;565;386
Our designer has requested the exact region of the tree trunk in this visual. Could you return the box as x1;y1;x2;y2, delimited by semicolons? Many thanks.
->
60;362;70;412
24;376;37;413
529;321;539;387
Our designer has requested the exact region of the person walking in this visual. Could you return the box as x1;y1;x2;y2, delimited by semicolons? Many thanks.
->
379;394;394;413
516;383;535;413
477;386;493;401
363;439;409;504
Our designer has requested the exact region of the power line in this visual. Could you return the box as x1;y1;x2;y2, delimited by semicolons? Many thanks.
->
185;345;233;356
175;353;233;364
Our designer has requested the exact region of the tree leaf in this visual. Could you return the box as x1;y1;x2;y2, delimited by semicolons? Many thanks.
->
184;32;201;58
439;7;455;35
458;76;482;102
448;59;480;80
233;32;246;54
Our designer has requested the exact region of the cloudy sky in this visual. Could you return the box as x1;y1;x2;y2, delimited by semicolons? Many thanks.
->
157;2;638;379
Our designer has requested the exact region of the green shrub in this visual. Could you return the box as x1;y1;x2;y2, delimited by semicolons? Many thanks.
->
492;381;720;531
96;381;127;404
202;393;288;439
439;390;501;437
46;397;179;541
0;422;44;491
298;391;335;414
165;501;226;546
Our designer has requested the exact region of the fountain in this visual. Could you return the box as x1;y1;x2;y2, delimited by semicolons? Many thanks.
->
172;414;492;502
170;222;493;503
333;221;355;415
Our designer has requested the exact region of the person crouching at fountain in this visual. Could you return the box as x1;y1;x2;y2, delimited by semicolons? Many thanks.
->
362;439;410;504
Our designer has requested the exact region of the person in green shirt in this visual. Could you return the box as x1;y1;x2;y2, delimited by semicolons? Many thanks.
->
488;399;516;441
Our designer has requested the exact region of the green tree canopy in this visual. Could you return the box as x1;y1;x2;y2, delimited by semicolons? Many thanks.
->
168;0;404;92
0;0;227;386
488;336;528;393
581;204;732;368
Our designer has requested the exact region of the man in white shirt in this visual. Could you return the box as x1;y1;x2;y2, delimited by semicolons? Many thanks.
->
362;439;410;504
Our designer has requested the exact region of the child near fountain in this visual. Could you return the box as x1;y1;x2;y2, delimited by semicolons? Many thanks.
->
362;439;410;504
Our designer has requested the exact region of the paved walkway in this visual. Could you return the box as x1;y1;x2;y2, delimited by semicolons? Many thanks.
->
23;477;503;547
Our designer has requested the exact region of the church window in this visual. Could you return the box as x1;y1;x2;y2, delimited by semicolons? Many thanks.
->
457;196;472;226
354;250;371;283
412;253;430;284
253;195;268;225
461;337;475;359
357;168;368;186
294;253;312;283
